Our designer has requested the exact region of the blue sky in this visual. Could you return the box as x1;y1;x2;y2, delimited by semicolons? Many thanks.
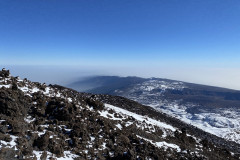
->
1;0;240;89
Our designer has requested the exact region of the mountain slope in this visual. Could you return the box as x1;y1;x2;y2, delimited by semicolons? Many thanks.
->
68;76;240;144
0;69;239;159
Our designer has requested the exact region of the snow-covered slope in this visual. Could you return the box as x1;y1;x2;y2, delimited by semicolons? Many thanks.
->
151;102;240;143
113;79;240;144
71;76;240;145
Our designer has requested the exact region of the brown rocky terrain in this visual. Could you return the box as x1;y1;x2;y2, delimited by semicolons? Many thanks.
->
0;68;239;160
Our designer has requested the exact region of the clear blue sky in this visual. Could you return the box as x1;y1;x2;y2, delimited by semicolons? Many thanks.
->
0;0;240;89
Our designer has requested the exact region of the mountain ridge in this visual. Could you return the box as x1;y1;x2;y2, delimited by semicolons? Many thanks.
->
68;76;240;93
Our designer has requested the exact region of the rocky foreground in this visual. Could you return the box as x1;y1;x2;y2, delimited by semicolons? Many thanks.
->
0;69;239;160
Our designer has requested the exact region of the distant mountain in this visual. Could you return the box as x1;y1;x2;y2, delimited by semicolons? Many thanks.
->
68;76;146;93
68;76;240;144
0;69;239;159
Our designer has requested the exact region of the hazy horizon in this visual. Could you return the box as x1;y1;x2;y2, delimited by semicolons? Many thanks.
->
1;65;240;91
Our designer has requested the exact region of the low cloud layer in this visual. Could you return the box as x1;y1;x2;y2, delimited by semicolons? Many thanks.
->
1;65;240;90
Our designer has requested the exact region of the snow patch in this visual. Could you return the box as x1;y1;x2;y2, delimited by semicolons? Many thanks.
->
33;150;79;160
137;135;181;152
24;116;36;123
0;135;18;150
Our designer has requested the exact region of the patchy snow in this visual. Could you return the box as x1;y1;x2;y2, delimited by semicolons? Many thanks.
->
67;97;72;103
137;135;181;152
33;150;79;160
32;129;47;137
155;141;181;152
1;76;73;106
101;142;107;150
24;116;36;123
43;87;51;95
113;78;240;144
0;84;11;88
152;102;240;144
115;79;185;95
99;110;123;121
58;151;80;160
19;86;29;92
64;128;72;132
90;136;95;141
116;124;122;130
103;104;176;131
98;104;176;138
32;87;40;93
55;92;62;97
0;135;18;150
